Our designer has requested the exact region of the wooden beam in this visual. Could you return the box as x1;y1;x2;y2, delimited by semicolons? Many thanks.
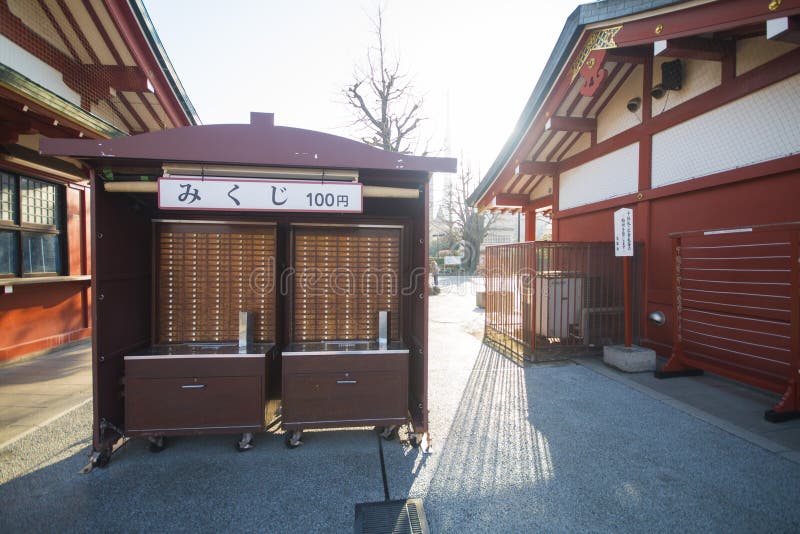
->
104;181;157;193
767;16;800;44
607;46;651;64
493;193;529;208
529;194;553;212
515;160;558;176
545;116;596;132
654;37;734;61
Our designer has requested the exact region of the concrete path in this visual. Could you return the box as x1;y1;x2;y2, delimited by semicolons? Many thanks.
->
1;278;800;532
0;339;92;449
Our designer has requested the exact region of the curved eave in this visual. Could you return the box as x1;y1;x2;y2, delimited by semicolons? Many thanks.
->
129;0;199;125
39;113;457;174
468;0;687;208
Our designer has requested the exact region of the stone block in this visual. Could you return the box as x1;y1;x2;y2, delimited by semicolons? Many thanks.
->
603;344;656;373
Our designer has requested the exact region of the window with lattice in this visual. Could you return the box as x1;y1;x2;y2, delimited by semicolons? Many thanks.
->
0;172;64;277
292;226;402;342
156;223;276;344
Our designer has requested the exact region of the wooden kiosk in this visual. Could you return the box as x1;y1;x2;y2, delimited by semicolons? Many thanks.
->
41;113;455;466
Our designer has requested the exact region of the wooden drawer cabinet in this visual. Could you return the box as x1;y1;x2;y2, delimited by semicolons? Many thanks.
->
282;352;408;429
124;346;270;436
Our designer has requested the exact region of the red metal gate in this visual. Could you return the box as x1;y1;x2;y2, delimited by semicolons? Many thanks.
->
662;222;800;417
484;242;642;362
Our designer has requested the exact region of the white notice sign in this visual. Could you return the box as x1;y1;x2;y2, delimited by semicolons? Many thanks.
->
158;176;363;213
614;207;633;257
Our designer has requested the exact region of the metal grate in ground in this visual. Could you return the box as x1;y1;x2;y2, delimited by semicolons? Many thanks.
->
354;498;430;534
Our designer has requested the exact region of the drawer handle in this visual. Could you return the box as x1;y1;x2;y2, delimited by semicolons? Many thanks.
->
181;384;206;389
336;380;357;385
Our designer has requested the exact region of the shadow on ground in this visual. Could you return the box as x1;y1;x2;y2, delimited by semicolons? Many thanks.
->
388;343;800;532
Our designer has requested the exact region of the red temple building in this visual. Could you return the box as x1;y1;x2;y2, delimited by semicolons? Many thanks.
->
470;0;800;417
0;0;196;362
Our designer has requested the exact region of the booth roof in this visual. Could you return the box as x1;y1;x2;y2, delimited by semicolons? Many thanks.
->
39;112;457;174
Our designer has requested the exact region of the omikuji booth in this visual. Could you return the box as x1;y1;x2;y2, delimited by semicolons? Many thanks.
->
41;113;456;467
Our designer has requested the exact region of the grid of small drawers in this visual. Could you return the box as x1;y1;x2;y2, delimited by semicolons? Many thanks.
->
157;228;276;344
293;228;401;342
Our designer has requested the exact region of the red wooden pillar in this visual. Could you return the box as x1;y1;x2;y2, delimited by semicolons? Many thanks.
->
661;235;689;372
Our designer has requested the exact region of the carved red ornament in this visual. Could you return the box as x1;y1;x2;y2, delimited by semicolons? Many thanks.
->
579;49;608;97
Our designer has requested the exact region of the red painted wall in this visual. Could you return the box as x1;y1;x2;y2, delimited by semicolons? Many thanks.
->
0;182;91;362
555;169;800;356
0;283;90;360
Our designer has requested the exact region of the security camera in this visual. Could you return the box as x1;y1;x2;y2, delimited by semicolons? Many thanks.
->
626;97;641;112
650;84;666;99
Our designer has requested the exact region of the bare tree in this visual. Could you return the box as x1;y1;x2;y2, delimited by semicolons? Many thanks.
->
441;168;498;273
344;6;425;154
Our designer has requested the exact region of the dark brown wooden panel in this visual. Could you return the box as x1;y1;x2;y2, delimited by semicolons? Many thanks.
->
126;375;264;432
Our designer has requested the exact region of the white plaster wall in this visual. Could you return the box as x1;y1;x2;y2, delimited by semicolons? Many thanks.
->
737;36;797;76
652;73;800;188
652;58;721;116
90;100;127;133
597;65;643;143
530;176;553;200
0;35;81;106
559;143;639;211
562;132;591;161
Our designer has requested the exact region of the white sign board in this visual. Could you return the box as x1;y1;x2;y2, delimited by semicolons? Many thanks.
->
158;176;363;213
443;256;462;266
614;207;633;257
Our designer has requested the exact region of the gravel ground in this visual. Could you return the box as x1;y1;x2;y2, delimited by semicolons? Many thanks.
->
3;277;800;532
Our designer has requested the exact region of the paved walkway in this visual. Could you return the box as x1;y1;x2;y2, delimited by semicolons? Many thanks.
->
0;339;92;449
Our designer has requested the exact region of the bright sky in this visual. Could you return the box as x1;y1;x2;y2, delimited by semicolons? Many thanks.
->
144;0;584;188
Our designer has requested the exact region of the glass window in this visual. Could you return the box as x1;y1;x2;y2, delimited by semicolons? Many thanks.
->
0;231;19;275
22;232;61;274
0;173;65;277
0;173;16;223
21;177;59;226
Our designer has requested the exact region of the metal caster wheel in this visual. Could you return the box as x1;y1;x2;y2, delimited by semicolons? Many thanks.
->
148;436;166;453
284;430;303;449
92;449;111;468
236;432;255;452
80;448;111;474
409;433;431;452
379;425;399;441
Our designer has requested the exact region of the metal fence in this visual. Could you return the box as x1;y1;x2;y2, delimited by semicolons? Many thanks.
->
484;242;642;362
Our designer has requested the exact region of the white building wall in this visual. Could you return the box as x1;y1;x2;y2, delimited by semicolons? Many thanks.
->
597;65;643;143
0;35;81;106
559;143;639;211
652;74;800;188
652;58;721;116
562;132;591;161
530;176;553;201
737;37;797;76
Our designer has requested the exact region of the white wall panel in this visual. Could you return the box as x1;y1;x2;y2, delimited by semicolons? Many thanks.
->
0;35;81;105
597;65;642;143
737;37;796;76
530;176;553;200
652;58;721;116
559;143;639;211
652;74;800;188
562;132;590;160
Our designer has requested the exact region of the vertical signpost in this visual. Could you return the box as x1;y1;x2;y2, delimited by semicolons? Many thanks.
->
614;208;633;347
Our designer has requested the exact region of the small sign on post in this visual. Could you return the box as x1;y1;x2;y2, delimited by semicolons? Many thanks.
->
614;207;634;347
614;207;633;257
